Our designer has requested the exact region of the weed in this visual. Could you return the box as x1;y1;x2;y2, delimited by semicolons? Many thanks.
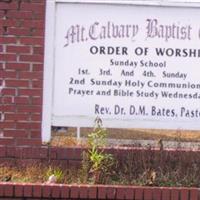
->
46;166;64;183
81;117;115;184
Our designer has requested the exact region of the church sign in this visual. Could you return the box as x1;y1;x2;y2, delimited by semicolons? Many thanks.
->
43;0;200;141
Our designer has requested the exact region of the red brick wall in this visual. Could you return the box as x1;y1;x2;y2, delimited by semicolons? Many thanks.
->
0;182;199;200
0;0;45;146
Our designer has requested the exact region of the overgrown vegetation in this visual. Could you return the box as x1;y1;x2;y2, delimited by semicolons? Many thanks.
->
1;148;200;187
1;120;200;187
115;148;200;187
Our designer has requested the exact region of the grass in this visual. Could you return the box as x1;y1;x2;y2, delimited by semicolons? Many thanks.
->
50;136;87;147
0;163;47;183
52;127;200;141
51;127;200;147
0;163;82;184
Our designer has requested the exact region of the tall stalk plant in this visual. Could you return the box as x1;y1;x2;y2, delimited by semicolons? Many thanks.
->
81;117;115;184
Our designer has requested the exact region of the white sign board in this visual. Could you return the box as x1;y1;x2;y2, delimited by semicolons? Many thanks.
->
43;1;200;141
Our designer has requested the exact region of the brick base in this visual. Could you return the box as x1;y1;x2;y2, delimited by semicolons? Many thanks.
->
0;183;199;200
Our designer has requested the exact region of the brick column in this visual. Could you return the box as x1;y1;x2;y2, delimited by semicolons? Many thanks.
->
0;0;46;146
